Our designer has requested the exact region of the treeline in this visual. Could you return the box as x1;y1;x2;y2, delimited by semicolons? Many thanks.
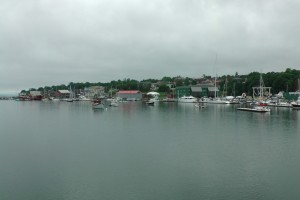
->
22;68;300;96
219;68;300;96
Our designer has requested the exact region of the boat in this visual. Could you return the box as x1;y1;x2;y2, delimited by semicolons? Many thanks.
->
92;99;105;109
109;99;119;107
178;96;197;103
291;97;300;109
268;100;291;108
145;98;156;105
78;95;90;101
67;86;73;102
145;101;155;105
207;97;230;104
237;106;270;113
207;75;230;104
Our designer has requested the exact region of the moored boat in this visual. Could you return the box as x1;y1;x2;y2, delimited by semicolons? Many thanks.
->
145;101;155;105
178;96;197;103
291;97;300;109
92;99;105;109
207;98;230;104
237;106;270;113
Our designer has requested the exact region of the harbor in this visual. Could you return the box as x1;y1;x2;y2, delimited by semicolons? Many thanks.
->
1;100;300;200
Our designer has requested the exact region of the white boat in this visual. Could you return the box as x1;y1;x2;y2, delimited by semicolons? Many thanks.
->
268;101;291;107
237;106;270;112
93;103;105;109
178;96;197;103
109;99;119;107
67;85;73;102
145;100;155;105
78;95;90;101
291;97;300;109
207;98;230;104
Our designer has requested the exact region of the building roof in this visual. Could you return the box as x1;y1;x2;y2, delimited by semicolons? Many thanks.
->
191;87;203;92
208;87;219;92
58;90;70;94
197;83;214;87
117;90;140;94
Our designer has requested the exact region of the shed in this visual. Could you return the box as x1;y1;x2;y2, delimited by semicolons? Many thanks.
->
57;90;70;99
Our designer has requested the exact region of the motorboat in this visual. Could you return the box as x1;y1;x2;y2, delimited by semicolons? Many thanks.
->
145;98;156;105
237;106;270;112
92;99;105;109
178;96;197;103
109;99;119;107
207;98;230;104
291;97;300;109
145;101;155;105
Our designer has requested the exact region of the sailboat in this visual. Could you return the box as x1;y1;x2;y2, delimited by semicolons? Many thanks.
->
67;85;73;102
207;75;230;104
291;79;300;109
237;73;270;112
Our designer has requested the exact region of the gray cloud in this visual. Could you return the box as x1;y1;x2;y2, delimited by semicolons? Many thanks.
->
1;0;300;93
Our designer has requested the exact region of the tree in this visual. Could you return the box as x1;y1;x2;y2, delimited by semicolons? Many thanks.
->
184;78;190;86
175;79;183;87
158;84;170;93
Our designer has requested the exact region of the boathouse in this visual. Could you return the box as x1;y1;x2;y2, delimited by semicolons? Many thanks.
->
117;90;142;101
57;90;70;99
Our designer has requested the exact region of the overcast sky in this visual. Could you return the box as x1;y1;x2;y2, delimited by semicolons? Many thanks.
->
1;0;299;93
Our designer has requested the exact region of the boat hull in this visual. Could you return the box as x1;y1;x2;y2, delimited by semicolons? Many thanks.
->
92;103;105;109
178;96;197;103
237;107;270;113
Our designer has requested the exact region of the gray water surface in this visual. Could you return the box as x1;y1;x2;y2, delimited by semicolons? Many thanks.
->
0;101;299;200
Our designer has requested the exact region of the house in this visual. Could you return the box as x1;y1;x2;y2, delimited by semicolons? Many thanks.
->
117;90;142;101
29;91;43;100
57;90;70;99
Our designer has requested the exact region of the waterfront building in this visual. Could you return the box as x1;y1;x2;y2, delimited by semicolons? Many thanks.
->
176;86;191;98
57;90;70;99
29;91;43;100
117;90;142;101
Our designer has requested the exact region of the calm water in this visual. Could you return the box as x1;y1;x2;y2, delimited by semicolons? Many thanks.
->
0;101;300;200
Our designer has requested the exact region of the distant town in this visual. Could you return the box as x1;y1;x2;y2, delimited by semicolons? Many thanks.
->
1;68;300;101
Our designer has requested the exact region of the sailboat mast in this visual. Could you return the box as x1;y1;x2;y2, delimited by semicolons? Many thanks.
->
259;73;263;98
214;75;217;98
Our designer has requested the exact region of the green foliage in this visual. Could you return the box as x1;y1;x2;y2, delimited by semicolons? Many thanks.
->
20;68;300;96
158;84;170;93
161;76;173;82
175;79;183;87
